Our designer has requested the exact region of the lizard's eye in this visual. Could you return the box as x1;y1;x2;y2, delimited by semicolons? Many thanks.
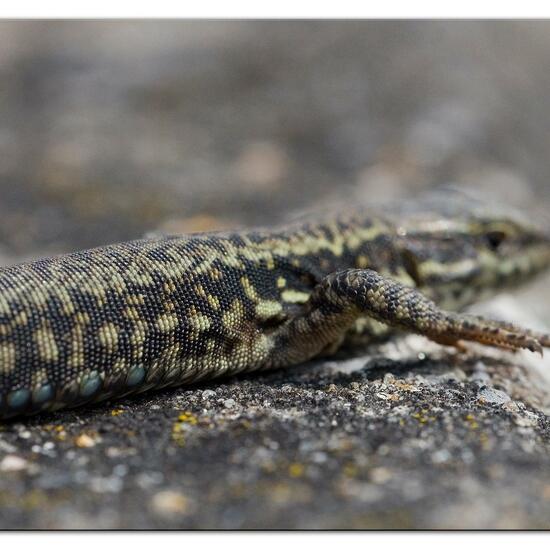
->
485;230;507;252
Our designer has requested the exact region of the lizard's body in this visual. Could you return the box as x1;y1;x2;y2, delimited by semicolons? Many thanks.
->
1;191;550;419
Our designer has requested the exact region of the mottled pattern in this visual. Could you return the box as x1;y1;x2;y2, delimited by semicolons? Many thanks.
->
1;195;550;419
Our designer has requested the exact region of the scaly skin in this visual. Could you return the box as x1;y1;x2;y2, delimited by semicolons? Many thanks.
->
1;191;550;418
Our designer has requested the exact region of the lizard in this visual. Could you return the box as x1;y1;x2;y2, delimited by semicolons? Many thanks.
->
0;189;550;419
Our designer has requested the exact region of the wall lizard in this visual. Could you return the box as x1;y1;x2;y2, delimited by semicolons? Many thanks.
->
0;190;549;419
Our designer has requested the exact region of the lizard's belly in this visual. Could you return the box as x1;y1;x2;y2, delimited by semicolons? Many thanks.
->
341;317;396;348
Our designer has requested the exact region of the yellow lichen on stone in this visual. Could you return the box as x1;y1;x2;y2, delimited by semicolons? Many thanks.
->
411;409;435;424
465;414;479;430
171;411;199;447
177;412;198;425
288;462;305;478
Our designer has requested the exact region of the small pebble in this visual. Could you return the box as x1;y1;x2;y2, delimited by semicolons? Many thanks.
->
477;387;511;406
75;434;97;448
0;440;16;453
89;476;123;494
223;398;236;409
106;447;127;458
369;467;392;484
202;390;216;400
502;401;521;413
432;449;451;464
136;471;164;489
0;455;28;472
514;415;539;428
311;451;328;464
113;464;128;477
151;490;189;516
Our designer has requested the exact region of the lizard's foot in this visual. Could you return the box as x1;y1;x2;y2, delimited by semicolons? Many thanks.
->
266;268;550;368
320;269;549;355
430;314;544;355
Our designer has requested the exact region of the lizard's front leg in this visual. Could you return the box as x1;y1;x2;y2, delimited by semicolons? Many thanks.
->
267;269;549;367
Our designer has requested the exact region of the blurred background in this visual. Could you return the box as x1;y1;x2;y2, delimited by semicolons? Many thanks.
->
0;20;549;262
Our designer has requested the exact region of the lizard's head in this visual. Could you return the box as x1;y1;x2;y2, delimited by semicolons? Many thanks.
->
391;188;550;307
